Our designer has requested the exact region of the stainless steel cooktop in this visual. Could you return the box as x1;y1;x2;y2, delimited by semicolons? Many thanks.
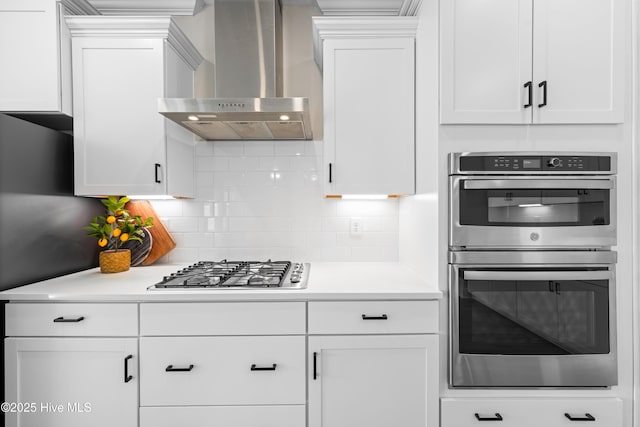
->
148;260;309;290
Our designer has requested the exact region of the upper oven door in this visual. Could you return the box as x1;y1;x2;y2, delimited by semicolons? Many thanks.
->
449;176;616;249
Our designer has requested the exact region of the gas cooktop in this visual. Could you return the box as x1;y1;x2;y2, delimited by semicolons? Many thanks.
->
148;260;309;290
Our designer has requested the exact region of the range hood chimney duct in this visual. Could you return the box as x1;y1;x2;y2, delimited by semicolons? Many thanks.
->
159;0;312;140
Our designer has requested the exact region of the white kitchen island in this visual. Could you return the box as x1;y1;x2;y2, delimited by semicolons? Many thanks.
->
1;262;441;427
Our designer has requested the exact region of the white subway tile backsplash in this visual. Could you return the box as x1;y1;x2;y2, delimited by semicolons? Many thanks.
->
149;142;399;263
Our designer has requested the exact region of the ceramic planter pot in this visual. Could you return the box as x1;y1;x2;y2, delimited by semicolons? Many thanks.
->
99;249;131;274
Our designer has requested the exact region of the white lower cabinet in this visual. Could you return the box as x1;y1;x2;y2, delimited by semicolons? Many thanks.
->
140;405;306;427
308;300;439;427
4;337;138;427
441;398;623;427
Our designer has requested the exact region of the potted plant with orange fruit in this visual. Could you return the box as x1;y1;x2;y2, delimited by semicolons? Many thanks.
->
85;196;154;273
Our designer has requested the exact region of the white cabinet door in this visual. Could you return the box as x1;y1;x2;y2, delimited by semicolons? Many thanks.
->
323;36;415;196
440;0;624;124
440;0;533;124
69;17;199;198
308;335;438;427
532;0;624;123
4;338;138;427
0;0;71;114
71;38;168;196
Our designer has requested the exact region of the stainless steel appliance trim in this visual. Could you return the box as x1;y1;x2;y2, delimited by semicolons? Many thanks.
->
463;178;614;190
463;270;613;281
449;250;618;265
449;262;618;387
449;152;617;175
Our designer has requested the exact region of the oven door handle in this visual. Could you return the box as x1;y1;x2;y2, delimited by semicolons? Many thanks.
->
463;179;614;190
463;271;613;281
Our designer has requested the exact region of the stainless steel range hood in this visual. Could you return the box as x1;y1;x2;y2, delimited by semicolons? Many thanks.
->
159;0;312;140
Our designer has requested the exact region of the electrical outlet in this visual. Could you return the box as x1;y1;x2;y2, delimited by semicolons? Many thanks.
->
350;217;363;236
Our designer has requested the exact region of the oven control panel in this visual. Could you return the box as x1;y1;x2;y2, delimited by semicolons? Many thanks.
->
457;154;613;173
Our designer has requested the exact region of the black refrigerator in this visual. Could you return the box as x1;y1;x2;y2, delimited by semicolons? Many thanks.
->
0;114;103;421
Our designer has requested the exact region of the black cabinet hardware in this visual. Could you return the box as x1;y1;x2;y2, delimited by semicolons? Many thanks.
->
538;81;548;107
313;352;318;380
474;413;503;421
250;364;277;371
53;316;84;323
124;355;133;383
155;163;162;183
329;163;333;183
524;81;532;108
565;413;596;422
165;364;194;372
362;314;388;320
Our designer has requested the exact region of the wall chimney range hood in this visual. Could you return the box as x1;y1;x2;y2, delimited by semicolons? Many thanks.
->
159;0;312;140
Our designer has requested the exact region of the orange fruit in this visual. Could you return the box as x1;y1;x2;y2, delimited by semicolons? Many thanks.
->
106;215;116;224
113;228;122;237
98;238;108;247
120;233;129;242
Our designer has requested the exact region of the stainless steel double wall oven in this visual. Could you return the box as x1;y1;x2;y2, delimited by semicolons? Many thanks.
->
448;152;617;387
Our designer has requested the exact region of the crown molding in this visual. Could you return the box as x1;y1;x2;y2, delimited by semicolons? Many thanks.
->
60;0;100;15
65;16;204;69
85;0;204;16
312;16;419;68
315;0;422;16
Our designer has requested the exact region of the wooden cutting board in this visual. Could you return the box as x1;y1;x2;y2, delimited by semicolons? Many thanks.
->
125;200;176;266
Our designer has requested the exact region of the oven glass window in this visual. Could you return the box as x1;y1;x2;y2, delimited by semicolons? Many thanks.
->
457;269;610;355
459;187;610;226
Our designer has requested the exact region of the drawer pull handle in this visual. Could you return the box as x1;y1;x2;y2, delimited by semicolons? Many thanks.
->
475;413;503;421
124;355;133;383
165;364;194;372
362;314;388;320
565;413;595;422
250;364;277;371
53;316;85;323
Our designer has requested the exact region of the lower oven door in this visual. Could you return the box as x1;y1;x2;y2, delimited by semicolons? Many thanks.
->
450;256;617;387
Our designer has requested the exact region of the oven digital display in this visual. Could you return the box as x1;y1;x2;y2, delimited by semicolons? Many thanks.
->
522;159;541;169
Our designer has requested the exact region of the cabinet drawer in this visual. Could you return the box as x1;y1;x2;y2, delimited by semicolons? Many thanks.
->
6;303;138;336
140;336;305;406
140;405;305;427
308;300;437;334
441;398;623;427
140;302;305;335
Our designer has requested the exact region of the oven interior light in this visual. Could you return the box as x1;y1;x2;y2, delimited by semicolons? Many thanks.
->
187;115;199;121
279;114;290;121
518;203;544;208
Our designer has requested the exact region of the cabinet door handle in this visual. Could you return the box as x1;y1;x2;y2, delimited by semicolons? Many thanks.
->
313;352;318;380
155;163;162;183
124;355;133;383
523;81;532;108
165;364;194;372
250;363;277;371
329;163;333;183
475;413;503;421
538;80;548;107
362;314;388;320
565;413;596;422
53;316;84;323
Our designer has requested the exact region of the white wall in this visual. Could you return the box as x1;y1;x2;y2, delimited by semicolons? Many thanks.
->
399;1;635;425
152;3;401;263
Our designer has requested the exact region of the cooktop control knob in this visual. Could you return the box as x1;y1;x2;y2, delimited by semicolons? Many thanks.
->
547;157;561;168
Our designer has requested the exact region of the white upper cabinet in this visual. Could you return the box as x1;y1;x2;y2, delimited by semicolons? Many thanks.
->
67;16;203;198
0;0;97;122
313;17;417;196
440;0;624;124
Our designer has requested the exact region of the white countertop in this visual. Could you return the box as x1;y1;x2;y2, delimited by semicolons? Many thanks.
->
0;262;442;302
